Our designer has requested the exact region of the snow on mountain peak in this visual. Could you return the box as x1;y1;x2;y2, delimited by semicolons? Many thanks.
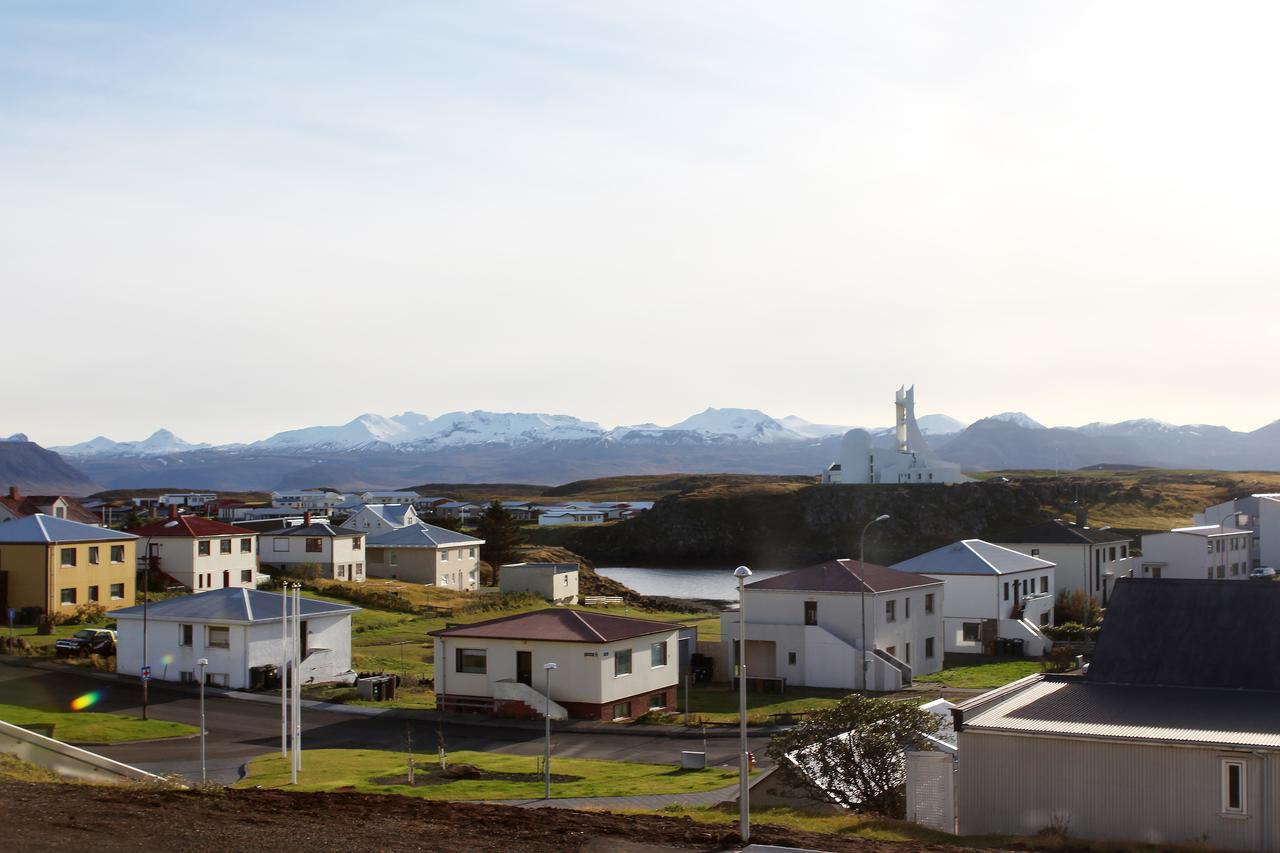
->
2;433;29;442
987;412;1046;430
666;408;802;443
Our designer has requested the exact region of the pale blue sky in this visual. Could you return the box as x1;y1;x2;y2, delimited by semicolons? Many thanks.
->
4;2;1278;444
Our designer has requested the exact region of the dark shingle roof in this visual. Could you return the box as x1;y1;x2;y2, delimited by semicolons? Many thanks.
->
1087;578;1280;691
430;609;683;643
745;559;942;594
994;519;1130;546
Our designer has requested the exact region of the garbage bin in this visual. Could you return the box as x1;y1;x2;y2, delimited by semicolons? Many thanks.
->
1009;638;1025;657
995;638;1010;656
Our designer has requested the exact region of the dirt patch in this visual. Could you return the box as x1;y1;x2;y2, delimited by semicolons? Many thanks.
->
0;777;976;852
370;764;584;787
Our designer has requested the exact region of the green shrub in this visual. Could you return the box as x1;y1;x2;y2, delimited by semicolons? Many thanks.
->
456;592;544;615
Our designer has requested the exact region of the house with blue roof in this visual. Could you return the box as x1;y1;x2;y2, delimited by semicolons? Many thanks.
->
366;522;484;590
114;587;360;689
892;539;1056;657
0;514;138;617
340;503;421;534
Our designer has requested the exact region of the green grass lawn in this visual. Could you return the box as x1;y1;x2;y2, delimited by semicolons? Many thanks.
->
913;659;1042;689
236;748;742;799
0;702;198;744
680;685;849;725
4;624;87;654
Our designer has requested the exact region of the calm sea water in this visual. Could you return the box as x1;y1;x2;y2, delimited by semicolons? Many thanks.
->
597;566;789;601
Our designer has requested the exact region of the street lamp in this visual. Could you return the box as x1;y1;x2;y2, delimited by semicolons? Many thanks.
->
859;515;890;690
733;564;752;843
197;657;209;783
543;662;558;800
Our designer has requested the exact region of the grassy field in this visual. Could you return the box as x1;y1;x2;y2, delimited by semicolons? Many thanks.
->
237;748;742;799
0;702;198;744
914;659;1042;689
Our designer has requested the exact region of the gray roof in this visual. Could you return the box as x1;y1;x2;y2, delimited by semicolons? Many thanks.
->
993;518;1131;546
0;514;136;544
1168;524;1251;537
341;504;415;528
958;676;1280;749
745;559;942;594
269;523;363;539
1087;578;1280;691
892;539;1055;576
112;587;359;623
367;522;484;548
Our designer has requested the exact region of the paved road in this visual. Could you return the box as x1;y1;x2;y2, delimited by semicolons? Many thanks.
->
0;660;771;785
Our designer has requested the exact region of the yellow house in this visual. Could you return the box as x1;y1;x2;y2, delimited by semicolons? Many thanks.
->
0;514;138;616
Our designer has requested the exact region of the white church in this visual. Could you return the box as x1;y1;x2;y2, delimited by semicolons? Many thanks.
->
821;387;968;485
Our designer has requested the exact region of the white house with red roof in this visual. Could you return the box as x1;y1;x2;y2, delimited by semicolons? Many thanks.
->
431;609;684;721
131;507;260;592
719;560;946;692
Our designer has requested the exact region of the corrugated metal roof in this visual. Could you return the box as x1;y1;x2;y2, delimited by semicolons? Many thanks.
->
745;559;942;594
0;514;136;544
892;539;1055;576
994;519;1131;546
430;609;683;643
112;588;359;623
964;678;1280;749
367;522;483;548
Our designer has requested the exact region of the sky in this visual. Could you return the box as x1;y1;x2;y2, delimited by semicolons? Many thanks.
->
4;1;1279;445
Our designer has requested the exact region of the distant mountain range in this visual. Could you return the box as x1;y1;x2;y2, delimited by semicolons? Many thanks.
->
6;406;1280;492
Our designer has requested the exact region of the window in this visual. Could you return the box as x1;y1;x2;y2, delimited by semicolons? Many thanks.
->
273;538;289;552
110;583;124;599
337;565;346;580
1041;576;1049;593
180;624;193;646
904;597;911;620
55;507;65;519
355;563;363;577
1217;565;1226;579
788;651;797;665
88;546;100;565
60;548;76;567
198;540;211;557
456;648;487;674
925;637;935;658
389;552;398;567
1030;548;1040;557
110;545;125;563
240;538;252;553
60;588;77;605
351;536;361;550
197;574;204;589
612;701;631;720
440;549;449;561
962;622;980;642
651;641;668;667
218;539;231;555
87;585;99;602
240;569;253;583
803;600;817;625
207;626;230;648
925;593;935;614
469;547;476;558
905;642;911;664
1003;582;1009;601
1040;611;1050;626
885;600;896;622
648;692;666;710
305;538;323;553
614;649;633;677
1222;760;1246;814
1108;546;1116;561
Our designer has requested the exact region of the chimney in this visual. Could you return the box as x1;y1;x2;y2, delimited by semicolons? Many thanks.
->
7;486;18;500
304;511;312;527
1075;505;1088;528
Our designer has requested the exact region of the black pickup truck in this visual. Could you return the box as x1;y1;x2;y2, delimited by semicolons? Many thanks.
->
54;628;117;657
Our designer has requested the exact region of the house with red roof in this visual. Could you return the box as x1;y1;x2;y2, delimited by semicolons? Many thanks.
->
0;486;101;526
131;506;260;593
431;609;685;721
718;559;946;692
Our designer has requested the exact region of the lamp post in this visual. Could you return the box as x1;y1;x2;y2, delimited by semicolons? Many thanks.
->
196;657;209;783
733;564;752;843
543;661;557;800
859;515;890;690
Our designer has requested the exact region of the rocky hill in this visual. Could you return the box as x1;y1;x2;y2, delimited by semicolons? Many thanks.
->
562;481;1049;568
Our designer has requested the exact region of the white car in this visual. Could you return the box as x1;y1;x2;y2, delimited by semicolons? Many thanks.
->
1249;566;1276;579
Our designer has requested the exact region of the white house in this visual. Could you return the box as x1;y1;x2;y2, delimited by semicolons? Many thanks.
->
436;501;484;522
431;609;684;720
538;508;606;526
354;491;420;506
259;517;367;582
340;503;420;534
821;387;967;485
270;490;344;513
365;523;484;590
892;540;1055;656
1196;493;1280;570
718;560;946;692
994;516;1134;604
114;587;359;689
1138;524;1254;580
130;509;260;592
158;493;218;509
499;562;579;603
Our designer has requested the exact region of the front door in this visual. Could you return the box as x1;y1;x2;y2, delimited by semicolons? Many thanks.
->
516;650;532;686
223;570;231;588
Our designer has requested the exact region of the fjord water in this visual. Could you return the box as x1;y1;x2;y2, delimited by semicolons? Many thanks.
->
597;566;788;602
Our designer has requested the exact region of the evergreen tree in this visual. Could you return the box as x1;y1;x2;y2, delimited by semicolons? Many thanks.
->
474;501;525;575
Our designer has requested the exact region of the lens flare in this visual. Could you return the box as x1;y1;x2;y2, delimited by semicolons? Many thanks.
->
69;691;101;711
161;654;174;666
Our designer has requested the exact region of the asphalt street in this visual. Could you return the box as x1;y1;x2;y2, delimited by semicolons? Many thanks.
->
0;659;772;784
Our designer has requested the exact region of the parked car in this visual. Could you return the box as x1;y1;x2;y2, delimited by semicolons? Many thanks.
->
55;628;117;657
1249;566;1277;579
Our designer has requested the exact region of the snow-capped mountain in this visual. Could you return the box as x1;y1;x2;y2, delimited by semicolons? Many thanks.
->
986;412;1046;430
777;415;856;439
254;412;433;450
408;411;605;448
2;433;28;442
915;414;968;435
53;429;208;457
664;408;804;443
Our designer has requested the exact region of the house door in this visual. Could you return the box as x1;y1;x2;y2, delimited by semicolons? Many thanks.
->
223;570;231;588
516;651;532;686
1151;566;1162;579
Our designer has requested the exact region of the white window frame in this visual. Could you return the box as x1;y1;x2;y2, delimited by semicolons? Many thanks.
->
1221;759;1247;815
